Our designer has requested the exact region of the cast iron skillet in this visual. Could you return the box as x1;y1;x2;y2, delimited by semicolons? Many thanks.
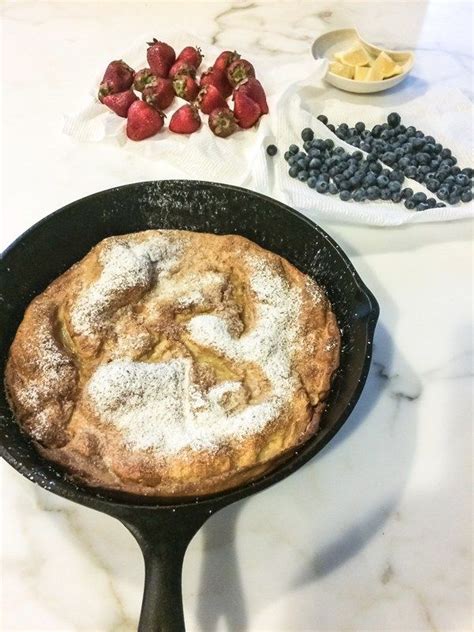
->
0;180;378;631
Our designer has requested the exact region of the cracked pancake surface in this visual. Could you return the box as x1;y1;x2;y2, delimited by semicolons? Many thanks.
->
5;230;340;496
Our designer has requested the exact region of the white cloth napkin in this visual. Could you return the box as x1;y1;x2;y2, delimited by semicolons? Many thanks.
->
64;33;473;226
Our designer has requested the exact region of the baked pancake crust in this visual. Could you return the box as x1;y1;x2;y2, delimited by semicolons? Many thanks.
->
5;230;340;496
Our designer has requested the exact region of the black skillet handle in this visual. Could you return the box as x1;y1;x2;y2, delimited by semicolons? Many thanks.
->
121;508;211;632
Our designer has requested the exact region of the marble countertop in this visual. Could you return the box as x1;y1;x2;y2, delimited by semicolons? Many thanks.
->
1;1;472;631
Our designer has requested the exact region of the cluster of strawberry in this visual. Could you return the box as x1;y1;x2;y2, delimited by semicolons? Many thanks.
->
98;39;268;140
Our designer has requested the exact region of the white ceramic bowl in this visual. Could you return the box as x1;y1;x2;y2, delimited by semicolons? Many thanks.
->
312;28;414;94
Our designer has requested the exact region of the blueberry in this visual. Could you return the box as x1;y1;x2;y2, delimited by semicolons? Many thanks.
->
309;169;318;177
424;135;435;144
455;173;469;187
461;167;473;177
329;182;339;194
405;198;416;209
301;128;314;142
353;189;366;202
367;152;378;162
288;156;297;166
426;178;440;192
284;150;291;162
388;181;401;192
444;175;455;185
391;191;403;203
416;203;429;211
309;148;321;158
303;141;312;151
316;180;329;194
339;190;351;201
390;170;404;182
381;152;396;165
437;170;449;182
307;176;317;188
437;186;450;201
372;124;383;137
416;152;431;165
297;158;308;169
405;126;415;137
320;172;330;181
426;197;437;208
419;165;431;176
451;184;463;196
349;176;361;188
415;130;425;138
370;162;383;175
340;180;351;191
327;123;336;132
440;148;452;159
433;143;442;154
448;194;461;205
461;190;473;202
451;166;461;176
397;134;408;145
424;143;435;154
377;175;389;188
412;191;427;203
314;139;326;150
355;121;365;133
435;202;446;207
352;150;363;161
325;139;335;150
430;159;441;170
387;112;401;128
266;144;278;156
380;130;392;140
380;189;391;200
289;144;299;155
309;158;322;169
317;114;328;125
412;137;425;150
328;167;338;177
367;186;380;200
405;166;417;179
296;151;306;160
297;170;309;181
289;166;299;178
364;173;377;186
402;187;414;199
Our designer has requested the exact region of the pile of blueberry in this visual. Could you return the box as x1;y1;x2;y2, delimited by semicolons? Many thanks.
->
281;113;472;209
318;112;473;205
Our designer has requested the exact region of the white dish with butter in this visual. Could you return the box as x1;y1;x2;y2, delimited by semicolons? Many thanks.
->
312;28;414;94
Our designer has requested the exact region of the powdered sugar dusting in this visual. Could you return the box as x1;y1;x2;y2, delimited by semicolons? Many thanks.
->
86;254;303;454
71;235;183;335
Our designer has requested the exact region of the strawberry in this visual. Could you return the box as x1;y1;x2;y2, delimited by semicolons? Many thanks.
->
146;38;176;77
176;46;203;69
142;78;175;110
214;50;240;72
227;59;255;87
169;60;196;80
169;104;201;134
173;75;199;101
234;78;268;114
233;90;261;128
127;100;165;140
103;90;138;117
98;60;134;102
200;67;232;98
197;84;227;115
208;107;238;138
133;68;156;92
